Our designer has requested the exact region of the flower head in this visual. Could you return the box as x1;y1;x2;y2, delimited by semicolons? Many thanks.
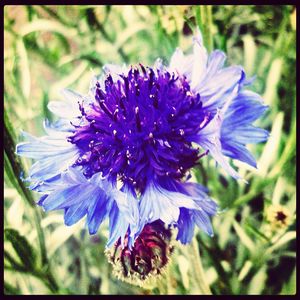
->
16;32;268;256
266;204;292;230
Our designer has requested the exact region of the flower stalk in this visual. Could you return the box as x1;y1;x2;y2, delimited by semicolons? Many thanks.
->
4;111;59;293
195;5;213;52
188;238;212;295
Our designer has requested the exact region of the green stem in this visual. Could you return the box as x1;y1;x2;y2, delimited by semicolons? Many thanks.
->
32;210;48;266
195;6;213;52
4;111;59;293
188;238;212;295
4;113;35;207
199;238;232;294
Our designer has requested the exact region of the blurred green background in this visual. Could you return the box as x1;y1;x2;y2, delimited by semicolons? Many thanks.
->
4;5;296;295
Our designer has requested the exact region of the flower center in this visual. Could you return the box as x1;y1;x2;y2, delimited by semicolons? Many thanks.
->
69;65;206;192
276;211;287;223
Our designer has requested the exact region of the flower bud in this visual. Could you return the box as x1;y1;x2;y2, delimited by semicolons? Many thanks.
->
106;221;174;286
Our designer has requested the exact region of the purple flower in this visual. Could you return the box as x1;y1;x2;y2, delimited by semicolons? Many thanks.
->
16;32;268;249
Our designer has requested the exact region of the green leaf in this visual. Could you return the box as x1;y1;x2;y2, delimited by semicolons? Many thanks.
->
242;34;257;75
16;38;31;99
177;255;190;290
4;250;27;271
244;222;270;243
4;281;21;295
258;112;284;177
248;266;267;294
238;260;253;282
266;231;296;255
232;220;255;252
4;228;37;270
280;267;296;295
20;19;77;38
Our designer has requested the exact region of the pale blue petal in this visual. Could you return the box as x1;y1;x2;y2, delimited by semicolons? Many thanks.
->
190;37;208;89
48;100;80;119
87;193;112;235
220;89;269;167
107;202;129;248
227;126;269;144
16;139;74;160
195;111;242;180
43;119;74;136
206;50;226;78
42;186;81;211
103;63;127;81
110;189;139;225
176;208;195;244
29;174;62;193
28;148;79;182
193;210;214;237
139;183;201;227
195;198;218;216
221;141;257;168
196;66;244;111
64;202;88;226
223;90;268;128
169;48;194;78
61;167;87;186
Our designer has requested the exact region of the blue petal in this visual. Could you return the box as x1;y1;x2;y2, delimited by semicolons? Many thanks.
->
220;89;269;167
110;188;139;225
195;66;245;110
16;135;74;160
223;90;268;128
36;168;115;234
44;118;75;133
27;148;79;182
61;167;87;185
63;175;110;227
43;119;74;136
16;132;79;184
206;50;226;78
48;89;82;119
102;64;127;81
106;202;129;248
195;198;218;217
164;179;217;241
29;174;62;193
178;181;209;197
179;184;218;218
87;192;112;235
194;111;242;180
120;186;140;239
139;182;201;227
190;37;208;88
64;202;88;226
191;50;226;91
176;208;195;244
222;141;258;168
37;194;48;206
169;48;194;79
226;126;269;144
193;210;214;237
42;185;89;211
